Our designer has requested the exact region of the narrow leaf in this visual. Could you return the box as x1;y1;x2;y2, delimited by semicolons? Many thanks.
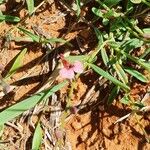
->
66;55;89;63
124;52;150;72
94;27;103;45
0;15;20;22
113;62;128;84
104;0;120;7
75;0;81;16
26;0;34;15
89;63;130;91
92;7;103;17
0;81;67;125
101;48;109;66
121;38;144;52
120;95;130;105
130;0;141;4
18;27;68;44
18;27;40;42
108;86;120;105
94;28;109;66
44;37;67;44
32;122;43;150
5;48;27;79
125;67;148;83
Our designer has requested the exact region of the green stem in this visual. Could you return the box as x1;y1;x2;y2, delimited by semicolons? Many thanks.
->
142;0;150;7
60;80;76;128
114;48;150;72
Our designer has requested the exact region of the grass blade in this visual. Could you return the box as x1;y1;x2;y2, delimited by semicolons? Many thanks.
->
44;37;68;44
26;0;34;15
18;27;40;42
94;27;103;45
108;85;120;105
89;63;130;91
94;28;109;66
32;122;43;150
65;55;89;63
75;0;81;16
0;81;67;125
113;62;128;84
92;7;103;17
114;48;150;72
120;95;130;105
5;48;27;79
125;53;150;72
124;67;148;83
101;48;109;66
104;0;120;7
18;27;68;44
0;14;20;22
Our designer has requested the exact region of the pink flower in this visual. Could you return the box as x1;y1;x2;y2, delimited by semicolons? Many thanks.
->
59;56;83;79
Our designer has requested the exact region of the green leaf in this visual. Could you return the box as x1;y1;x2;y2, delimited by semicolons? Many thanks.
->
65;55;89;63
110;17;125;32
142;28;150;39
120;95;130;105
143;28;150;33
0;81;67;125
124;53;150;72
126;1;134;13
75;0;81;16
102;18;109;25
108;85;120;105
18;27;68;44
0;15;20;22
113;62;128;84
101;48;109;66
26;0;34;15
133;101;144;109
103;9;116;18
92;7;103;17
5;48;27;79
130;0;142;4
94;28;109;66
104;0;120;7
89;63;130;91
32;122;43;150
94;27;103;45
44;37;67;44
124;67;148;83
121;38;144;52
18;27;40;42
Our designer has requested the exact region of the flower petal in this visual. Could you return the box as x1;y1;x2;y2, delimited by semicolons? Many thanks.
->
59;68;74;79
73;61;84;73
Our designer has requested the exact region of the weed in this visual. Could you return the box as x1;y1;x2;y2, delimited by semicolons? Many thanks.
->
0;0;149;149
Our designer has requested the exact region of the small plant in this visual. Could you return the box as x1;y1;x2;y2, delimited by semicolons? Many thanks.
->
0;0;149;149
